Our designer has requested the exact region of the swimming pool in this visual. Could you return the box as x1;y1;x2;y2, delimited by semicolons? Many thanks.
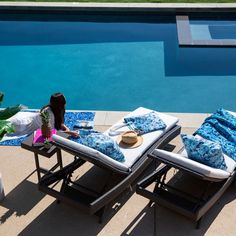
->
1;12;236;113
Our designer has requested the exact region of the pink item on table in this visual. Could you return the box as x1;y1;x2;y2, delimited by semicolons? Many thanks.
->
33;128;57;145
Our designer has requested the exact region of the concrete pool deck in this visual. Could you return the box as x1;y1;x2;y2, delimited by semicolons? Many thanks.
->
1;111;236;236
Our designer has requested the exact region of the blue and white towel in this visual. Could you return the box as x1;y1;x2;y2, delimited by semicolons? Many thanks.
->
196;108;236;161
0;111;95;146
124;111;166;135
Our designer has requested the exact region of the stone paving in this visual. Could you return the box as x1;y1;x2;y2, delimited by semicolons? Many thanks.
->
0;112;236;235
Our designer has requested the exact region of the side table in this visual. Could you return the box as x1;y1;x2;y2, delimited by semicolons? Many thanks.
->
21;132;65;182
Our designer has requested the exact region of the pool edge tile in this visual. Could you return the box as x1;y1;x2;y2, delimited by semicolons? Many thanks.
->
104;111;130;126
94;111;107;126
68;110;209;128
166;112;208;128
66;110;209;128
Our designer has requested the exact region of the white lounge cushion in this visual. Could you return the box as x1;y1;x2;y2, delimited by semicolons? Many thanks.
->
52;107;179;172
151;109;236;180
52;135;128;172
153;149;236;180
181;149;236;174
224;153;236;173
105;107;179;169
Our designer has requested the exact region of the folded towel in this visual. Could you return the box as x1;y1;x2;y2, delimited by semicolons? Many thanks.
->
124;111;166;135
196;108;236;161
74;120;94;129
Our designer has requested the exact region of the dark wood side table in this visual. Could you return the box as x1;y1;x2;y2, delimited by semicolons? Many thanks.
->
21;132;65;182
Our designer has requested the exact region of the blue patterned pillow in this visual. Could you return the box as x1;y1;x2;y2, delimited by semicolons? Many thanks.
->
81;131;125;162
124;111;166;134
181;134;227;170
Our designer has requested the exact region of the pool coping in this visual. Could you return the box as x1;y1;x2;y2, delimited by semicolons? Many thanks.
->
0;108;208;128
82;110;209;128
1;2;236;13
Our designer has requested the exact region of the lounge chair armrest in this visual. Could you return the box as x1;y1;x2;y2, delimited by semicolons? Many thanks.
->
152;149;230;181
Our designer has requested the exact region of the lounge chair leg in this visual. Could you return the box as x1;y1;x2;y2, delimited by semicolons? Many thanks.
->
148;168;168;208
196;218;202;229
97;205;108;224
60;172;72;194
154;202;157;236
96;172;114;224
98;214;103;224
129;185;133;192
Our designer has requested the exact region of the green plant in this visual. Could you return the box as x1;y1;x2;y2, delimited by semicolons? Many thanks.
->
0;105;26;120
0;92;15;140
43;137;51;149
0;92;3;105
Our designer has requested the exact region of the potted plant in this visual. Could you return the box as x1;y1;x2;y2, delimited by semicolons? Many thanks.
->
40;110;52;138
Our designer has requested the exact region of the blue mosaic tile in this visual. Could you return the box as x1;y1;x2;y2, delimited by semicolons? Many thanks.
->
64;111;95;130
0;135;28;146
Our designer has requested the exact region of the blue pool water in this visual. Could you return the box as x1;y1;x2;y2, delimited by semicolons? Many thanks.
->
190;19;236;40
1;13;236;113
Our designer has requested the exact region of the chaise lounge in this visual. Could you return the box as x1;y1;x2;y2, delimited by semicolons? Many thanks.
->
136;109;236;228
38;107;180;221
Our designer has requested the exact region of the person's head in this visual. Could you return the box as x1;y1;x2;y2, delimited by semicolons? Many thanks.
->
49;92;66;130
50;92;66;111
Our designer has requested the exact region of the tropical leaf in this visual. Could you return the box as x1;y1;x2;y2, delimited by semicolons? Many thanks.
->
0;92;3;105
0;120;15;140
0;104;25;120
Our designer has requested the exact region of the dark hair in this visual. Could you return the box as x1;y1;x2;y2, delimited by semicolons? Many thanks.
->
41;92;66;130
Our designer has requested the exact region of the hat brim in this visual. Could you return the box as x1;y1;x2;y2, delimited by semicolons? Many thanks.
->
117;135;143;149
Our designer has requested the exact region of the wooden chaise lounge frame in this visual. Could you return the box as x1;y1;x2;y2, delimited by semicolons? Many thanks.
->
136;148;236;228
38;125;181;222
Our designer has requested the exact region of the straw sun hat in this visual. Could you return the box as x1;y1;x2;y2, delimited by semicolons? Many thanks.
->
117;130;143;148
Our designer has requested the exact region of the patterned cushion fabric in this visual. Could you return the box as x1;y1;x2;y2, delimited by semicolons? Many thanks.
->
124;111;166;135
181;134;227;170
81;130;125;162
196;108;236;161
